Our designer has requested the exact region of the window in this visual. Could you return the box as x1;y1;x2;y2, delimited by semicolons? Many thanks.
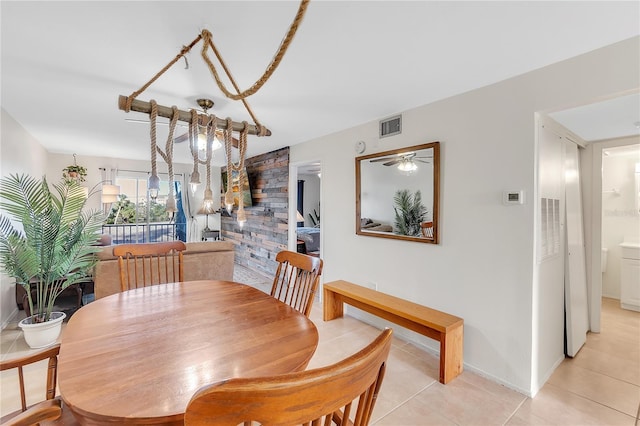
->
102;173;187;244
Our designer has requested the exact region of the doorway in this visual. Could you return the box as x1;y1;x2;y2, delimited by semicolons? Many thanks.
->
548;91;640;332
289;160;322;257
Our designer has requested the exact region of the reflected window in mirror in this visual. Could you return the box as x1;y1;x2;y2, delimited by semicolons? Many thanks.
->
356;141;440;244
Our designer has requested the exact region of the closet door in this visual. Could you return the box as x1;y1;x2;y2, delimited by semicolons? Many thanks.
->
564;140;589;357
536;122;566;379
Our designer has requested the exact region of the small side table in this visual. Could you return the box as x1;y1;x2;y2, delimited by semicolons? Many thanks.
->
202;229;220;241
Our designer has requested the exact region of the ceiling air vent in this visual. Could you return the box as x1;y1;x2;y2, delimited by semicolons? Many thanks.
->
379;115;401;138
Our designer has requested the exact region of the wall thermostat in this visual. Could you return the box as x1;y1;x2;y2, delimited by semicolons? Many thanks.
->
355;140;366;154
503;190;524;205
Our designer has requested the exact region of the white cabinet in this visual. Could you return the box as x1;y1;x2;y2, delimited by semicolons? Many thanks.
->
620;243;640;312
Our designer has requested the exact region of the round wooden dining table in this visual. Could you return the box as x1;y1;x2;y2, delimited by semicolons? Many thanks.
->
58;280;319;425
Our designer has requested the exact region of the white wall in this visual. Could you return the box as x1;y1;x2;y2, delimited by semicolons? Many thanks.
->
290;36;640;396
0;109;49;328
601;141;640;298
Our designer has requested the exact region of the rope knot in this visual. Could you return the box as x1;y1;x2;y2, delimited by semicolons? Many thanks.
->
201;29;212;41
124;96;133;113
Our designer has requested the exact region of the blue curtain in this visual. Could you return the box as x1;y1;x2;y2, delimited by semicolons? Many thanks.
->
297;180;304;227
174;181;187;242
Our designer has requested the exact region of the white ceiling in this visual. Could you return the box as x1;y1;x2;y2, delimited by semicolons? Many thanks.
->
2;1;639;166
548;92;640;142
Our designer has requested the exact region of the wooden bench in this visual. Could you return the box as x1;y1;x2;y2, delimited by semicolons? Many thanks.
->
323;280;463;384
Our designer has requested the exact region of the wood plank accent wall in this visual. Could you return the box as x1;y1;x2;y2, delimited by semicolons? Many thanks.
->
221;147;289;276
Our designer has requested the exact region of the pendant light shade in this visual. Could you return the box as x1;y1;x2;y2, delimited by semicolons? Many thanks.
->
148;173;160;200
100;167;121;204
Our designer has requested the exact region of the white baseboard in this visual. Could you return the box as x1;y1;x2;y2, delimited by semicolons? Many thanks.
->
1;306;19;331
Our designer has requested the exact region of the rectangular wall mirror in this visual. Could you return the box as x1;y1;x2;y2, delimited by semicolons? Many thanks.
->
356;141;440;244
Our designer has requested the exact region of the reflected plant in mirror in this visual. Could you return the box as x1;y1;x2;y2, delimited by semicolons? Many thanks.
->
356;141;440;244
394;189;428;237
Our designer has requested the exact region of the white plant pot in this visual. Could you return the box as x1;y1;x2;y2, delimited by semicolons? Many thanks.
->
19;312;66;349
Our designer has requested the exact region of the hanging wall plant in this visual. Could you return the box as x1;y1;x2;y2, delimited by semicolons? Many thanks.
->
63;154;87;182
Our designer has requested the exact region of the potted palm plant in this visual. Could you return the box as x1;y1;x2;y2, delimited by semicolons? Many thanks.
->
0;174;104;348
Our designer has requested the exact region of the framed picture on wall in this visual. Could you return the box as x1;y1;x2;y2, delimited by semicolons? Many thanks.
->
221;167;253;207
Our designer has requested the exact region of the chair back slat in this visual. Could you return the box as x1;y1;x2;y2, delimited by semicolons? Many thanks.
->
113;241;186;292
184;329;393;426
270;250;323;317
0;344;60;413
0;345;79;424
421;221;434;238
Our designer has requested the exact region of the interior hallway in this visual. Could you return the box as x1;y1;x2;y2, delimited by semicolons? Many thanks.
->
1;266;639;425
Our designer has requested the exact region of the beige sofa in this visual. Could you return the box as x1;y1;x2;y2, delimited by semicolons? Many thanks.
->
94;241;235;299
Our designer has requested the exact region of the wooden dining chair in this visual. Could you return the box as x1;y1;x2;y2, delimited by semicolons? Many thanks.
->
0;344;77;426
184;328;393;426
113;241;187;291
270;250;323;317
420;221;434;238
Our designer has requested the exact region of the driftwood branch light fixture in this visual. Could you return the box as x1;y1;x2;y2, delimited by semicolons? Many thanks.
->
118;0;309;227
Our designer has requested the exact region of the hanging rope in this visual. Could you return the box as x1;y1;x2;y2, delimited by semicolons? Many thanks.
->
204;115;217;200
203;114;218;163
201;30;267;135
235;123;250;224
224;120;250;213
188;108;200;186
123;1;307;136
224;118;237;209
199;0;309;101
150;103;180;212
150;100;159;182
124;34;203;113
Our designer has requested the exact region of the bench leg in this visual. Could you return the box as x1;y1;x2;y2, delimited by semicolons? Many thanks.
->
323;289;343;321
439;324;464;384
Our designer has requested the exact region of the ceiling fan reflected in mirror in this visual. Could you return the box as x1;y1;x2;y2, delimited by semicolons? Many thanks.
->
369;152;432;172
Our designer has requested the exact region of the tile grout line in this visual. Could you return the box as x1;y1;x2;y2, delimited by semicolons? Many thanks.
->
557;360;640;389
502;396;529;426
372;380;440;425
544;381;638;420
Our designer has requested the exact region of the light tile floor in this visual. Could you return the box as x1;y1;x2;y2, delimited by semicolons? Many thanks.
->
1;265;639;425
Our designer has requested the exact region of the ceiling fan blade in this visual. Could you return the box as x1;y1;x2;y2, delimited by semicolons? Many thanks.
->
383;159;401;166
415;159;432;164
173;130;239;148
370;156;397;163
174;132;189;144
125;118;188;128
126;116;241;147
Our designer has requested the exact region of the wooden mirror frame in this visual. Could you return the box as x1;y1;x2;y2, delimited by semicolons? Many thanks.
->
356;141;440;244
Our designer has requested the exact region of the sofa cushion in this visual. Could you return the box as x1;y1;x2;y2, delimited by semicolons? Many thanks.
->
93;240;235;299
184;241;234;254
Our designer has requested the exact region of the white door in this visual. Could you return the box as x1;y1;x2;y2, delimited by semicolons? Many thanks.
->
564;140;589;357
